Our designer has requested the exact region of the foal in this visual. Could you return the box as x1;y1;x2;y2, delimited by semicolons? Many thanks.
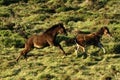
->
16;23;67;61
75;26;111;58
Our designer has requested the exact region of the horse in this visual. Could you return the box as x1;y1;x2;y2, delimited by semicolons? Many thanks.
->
16;23;67;61
75;26;111;59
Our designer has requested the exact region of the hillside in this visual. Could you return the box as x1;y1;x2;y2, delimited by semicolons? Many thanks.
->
0;0;120;80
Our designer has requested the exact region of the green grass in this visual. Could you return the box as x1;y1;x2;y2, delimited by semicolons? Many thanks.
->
0;43;120;80
0;0;120;80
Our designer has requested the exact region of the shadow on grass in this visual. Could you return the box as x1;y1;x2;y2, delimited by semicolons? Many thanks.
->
113;44;120;54
112;44;120;58
24;53;45;60
1;68;21;78
112;54;120;58
91;50;100;56
57;36;76;46
27;54;44;57
38;74;55;80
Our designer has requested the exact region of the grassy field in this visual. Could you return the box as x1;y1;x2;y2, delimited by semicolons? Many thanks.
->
0;0;120;80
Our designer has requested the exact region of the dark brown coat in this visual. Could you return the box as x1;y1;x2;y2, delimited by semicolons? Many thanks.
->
16;23;67;61
75;26;111;58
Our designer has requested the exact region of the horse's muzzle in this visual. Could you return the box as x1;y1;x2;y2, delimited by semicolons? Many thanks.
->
107;33;114;39
65;33;68;36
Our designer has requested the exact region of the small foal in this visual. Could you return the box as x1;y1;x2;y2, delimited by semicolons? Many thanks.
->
75;26;111;58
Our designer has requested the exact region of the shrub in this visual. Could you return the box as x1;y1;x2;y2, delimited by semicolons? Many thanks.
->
28;0;47;3
0;30;12;36
21;14;49;25
113;44;120;54
56;6;73;13
0;30;25;48
0;0;20;5
0;7;11;17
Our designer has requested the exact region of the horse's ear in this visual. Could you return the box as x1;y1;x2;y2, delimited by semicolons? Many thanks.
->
101;26;107;31
58;23;63;28
102;26;108;29
59;23;63;26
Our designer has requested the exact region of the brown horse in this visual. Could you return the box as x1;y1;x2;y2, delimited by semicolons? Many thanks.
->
75;26;111;58
16;23;67;61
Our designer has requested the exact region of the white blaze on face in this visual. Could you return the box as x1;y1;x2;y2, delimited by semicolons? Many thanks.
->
104;30;112;38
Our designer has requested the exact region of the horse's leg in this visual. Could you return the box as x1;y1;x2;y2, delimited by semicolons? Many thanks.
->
54;42;66;55
79;45;87;59
57;44;66;55
47;39;54;46
79;45;85;52
16;45;31;62
16;50;23;62
47;39;66;55
75;43;80;57
23;47;31;61
98;42;106;53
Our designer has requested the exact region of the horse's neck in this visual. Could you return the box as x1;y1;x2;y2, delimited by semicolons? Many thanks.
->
95;30;104;39
46;28;59;37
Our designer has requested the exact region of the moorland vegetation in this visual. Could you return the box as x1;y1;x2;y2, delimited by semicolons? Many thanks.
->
0;0;120;80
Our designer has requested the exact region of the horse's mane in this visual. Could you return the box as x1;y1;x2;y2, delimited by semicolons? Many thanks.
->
94;26;109;37
45;23;63;33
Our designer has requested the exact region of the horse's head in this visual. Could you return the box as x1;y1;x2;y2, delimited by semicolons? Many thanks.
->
58;23;67;36
102;26;112;37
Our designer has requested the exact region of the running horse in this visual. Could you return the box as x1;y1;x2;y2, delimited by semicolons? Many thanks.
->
16;23;67;61
75;26;111;59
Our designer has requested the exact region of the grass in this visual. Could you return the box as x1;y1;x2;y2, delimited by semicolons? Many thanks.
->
0;0;120;80
0;44;120;80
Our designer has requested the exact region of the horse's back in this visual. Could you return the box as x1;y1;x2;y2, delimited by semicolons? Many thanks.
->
76;33;95;40
76;34;88;41
26;34;48;48
76;33;97;46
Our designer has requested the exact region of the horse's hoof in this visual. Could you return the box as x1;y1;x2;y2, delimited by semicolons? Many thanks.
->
65;53;68;56
83;54;88;59
76;54;80;58
76;53;83;58
24;58;27;61
16;59;19;62
61;55;65;58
